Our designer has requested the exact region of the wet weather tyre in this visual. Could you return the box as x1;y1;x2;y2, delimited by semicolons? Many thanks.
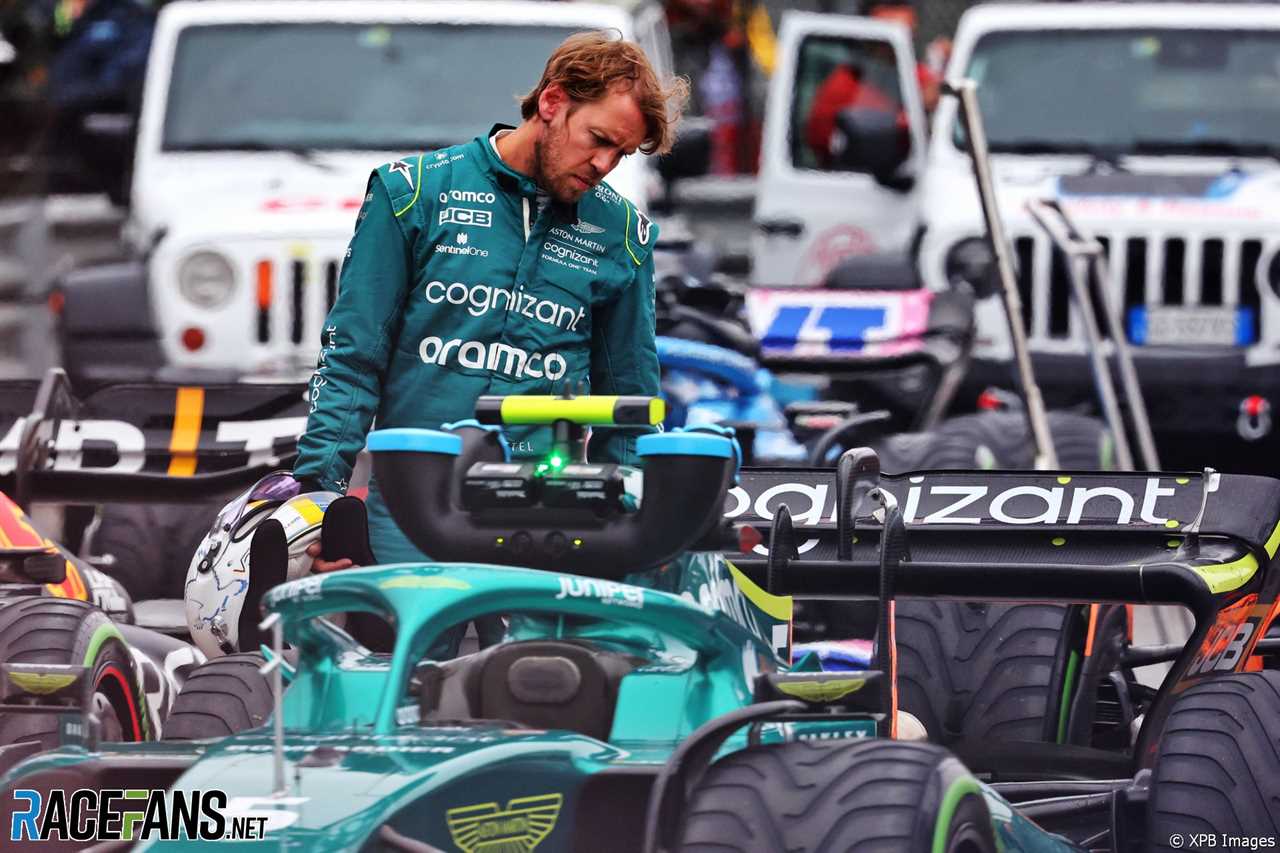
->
874;428;988;472
1046;411;1111;470
920;411;1109;471
162;652;273;740
895;601;1077;745
88;501;223;600
1146;671;1280;849
0;596;146;747
675;739;997;853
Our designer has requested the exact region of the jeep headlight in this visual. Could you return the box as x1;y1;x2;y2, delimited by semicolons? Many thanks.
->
178;251;236;308
944;238;997;299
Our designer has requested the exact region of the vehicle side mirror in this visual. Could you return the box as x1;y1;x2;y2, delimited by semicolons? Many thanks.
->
657;118;713;184
22;552;67;584
80;112;135;207
832;108;913;191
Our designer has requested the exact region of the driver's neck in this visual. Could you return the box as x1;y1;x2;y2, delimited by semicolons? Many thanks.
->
495;121;539;177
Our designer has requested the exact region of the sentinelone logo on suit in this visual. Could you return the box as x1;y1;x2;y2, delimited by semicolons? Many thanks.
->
8;789;306;843
434;232;490;257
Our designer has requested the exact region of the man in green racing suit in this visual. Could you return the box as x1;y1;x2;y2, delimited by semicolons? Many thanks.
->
291;33;689;653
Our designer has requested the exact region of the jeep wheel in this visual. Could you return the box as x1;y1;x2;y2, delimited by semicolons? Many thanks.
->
0;597;146;747
162;653;274;740
676;739;997;853
1147;671;1280;849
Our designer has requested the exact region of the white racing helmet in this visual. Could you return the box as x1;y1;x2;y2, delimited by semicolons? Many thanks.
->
185;472;340;658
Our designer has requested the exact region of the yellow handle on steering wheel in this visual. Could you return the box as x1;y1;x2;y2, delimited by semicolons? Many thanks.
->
474;395;665;426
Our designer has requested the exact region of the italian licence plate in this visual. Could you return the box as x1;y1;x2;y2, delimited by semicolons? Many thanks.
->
1127;306;1255;346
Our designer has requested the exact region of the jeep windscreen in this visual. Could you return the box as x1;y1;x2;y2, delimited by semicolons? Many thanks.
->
161;23;579;152
956;28;1280;157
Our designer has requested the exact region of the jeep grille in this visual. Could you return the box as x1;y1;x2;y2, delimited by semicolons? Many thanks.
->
1010;233;1266;344
256;257;340;348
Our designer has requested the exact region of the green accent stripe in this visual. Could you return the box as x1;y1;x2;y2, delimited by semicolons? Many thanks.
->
931;776;986;853
1265;520;1280;558
82;623;126;667
1056;650;1080;744
726;560;793;622
1192;553;1259;594
623;202;641;266
393;154;425;218
83;621;147;739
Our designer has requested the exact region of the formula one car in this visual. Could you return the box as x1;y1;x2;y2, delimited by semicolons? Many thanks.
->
0;368;312;602
0;368;316;755
656;254;1111;472
0;394;1275;851
0;478;209;754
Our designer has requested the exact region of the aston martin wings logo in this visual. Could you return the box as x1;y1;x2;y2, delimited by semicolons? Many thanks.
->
390;159;415;190
445;793;563;853
571;219;605;235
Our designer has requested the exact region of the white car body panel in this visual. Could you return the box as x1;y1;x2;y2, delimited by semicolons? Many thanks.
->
752;12;927;288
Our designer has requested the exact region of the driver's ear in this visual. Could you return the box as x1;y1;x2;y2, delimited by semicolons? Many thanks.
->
538;83;568;123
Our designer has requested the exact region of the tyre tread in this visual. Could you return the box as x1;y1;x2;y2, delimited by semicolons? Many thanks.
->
1149;672;1280;845
162;653;274;740
677;740;990;853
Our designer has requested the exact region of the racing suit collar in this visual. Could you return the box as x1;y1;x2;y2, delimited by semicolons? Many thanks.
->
478;123;579;219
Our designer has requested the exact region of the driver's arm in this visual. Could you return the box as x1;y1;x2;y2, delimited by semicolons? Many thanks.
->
295;171;411;494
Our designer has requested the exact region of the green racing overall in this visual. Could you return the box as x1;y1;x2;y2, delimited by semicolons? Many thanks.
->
292;129;787;662
294;126;662;567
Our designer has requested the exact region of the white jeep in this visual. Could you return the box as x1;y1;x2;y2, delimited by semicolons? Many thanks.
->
753;3;1280;459
56;0;676;384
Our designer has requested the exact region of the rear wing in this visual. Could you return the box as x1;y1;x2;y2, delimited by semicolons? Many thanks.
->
0;369;308;507
727;466;1280;561
726;462;1280;773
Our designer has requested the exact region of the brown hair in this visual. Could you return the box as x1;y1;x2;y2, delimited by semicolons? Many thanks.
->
520;30;689;156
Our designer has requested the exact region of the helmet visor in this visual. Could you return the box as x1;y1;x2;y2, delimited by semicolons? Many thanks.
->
212;471;305;539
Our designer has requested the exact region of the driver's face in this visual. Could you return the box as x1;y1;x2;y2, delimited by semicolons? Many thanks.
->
534;85;647;203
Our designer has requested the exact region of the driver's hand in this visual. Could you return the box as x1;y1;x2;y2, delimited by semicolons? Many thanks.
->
306;541;355;574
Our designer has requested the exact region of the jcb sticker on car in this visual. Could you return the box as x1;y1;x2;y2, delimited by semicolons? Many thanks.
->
1182;597;1265;684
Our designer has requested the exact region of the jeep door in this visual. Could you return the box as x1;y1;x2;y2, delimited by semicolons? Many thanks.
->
752;12;926;287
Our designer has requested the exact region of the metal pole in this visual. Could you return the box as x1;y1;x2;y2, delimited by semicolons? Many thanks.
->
258;612;288;797
1078;241;1162;471
1025;201;1135;470
1033;199;1162;471
944;79;1057;468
